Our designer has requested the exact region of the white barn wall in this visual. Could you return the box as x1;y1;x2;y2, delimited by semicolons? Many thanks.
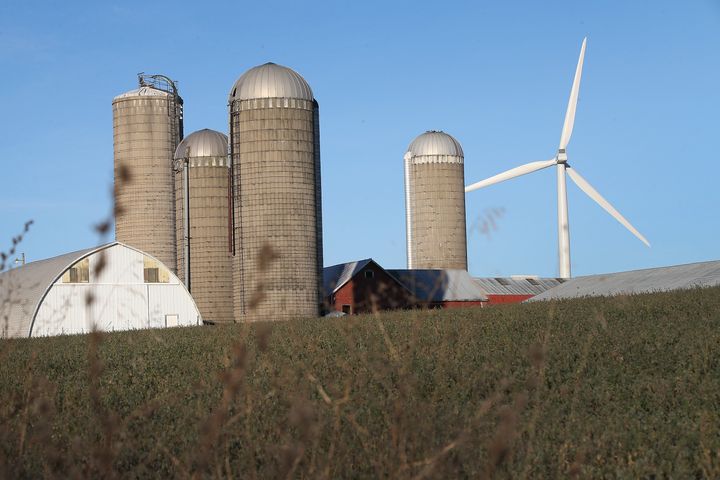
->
31;244;200;337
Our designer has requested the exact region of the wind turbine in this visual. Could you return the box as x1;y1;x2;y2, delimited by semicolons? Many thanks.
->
465;38;649;278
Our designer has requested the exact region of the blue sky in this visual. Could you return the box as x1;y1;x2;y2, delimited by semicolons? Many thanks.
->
1;0;718;277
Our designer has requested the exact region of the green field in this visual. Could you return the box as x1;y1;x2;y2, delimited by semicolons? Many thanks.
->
1;288;719;478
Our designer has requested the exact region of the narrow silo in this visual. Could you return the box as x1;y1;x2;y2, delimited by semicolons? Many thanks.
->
229;62;323;321
174;129;234;324
113;74;183;272
404;131;468;270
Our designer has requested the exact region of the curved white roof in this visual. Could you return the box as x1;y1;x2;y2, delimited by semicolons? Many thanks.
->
0;242;199;338
229;62;314;102
0;246;96;337
407;131;464;158
113;86;170;101
174;129;228;159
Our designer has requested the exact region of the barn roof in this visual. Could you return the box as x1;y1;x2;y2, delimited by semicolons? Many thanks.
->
530;260;720;301
1;245;99;338
323;259;414;299
388;269;488;303
323;259;374;295
473;276;564;296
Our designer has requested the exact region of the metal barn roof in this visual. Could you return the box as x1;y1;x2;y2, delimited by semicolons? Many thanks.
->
473;277;564;296
406;131;464;158
0;246;99;337
229;62;314;102
323;259;374;295
530;260;720;301
388;269;488;302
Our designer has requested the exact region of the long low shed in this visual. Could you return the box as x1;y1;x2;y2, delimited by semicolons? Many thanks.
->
529;260;720;301
0;242;201;338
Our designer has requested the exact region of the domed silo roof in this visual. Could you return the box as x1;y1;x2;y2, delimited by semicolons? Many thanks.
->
406;130;464;158
229;62;314;102
174;129;228;159
113;86;170;101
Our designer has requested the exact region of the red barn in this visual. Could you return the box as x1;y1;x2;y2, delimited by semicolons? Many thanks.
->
323;259;415;314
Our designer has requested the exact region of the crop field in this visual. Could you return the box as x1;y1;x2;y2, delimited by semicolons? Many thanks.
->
1;287;719;478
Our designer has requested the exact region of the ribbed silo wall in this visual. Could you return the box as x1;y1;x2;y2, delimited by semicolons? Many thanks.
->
231;97;321;321
408;159;468;270
175;155;234;324
113;93;181;272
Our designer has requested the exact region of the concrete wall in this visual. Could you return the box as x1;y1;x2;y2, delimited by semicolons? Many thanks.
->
113;92;181;272
174;154;234;324
408;161;468;270
230;98;322;321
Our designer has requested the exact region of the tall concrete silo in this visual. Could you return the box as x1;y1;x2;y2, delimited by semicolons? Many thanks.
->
404;131;468;270
174;129;233;324
113;74;183;272
229;62;323;321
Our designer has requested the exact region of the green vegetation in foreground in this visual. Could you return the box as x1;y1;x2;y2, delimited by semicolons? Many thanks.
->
1;287;719;478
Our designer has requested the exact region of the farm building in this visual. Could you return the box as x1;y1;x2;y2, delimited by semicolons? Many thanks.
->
0;242;201;338
473;276;564;304
323;259;491;314
323;259;414;314
388;269;488;309
530;260;720;301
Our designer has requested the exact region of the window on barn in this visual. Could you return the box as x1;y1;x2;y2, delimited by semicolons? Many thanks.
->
144;256;169;283
495;277;511;286
341;304;352;314
364;270;374;279
526;278;540;286
62;258;90;283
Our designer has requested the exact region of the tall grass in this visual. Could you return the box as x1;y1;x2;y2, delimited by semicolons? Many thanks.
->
1;286;719;478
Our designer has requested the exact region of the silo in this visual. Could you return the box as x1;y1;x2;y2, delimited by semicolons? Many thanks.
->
229;62;323;321
174;129;234;324
113;74;183;272
404;131;468;270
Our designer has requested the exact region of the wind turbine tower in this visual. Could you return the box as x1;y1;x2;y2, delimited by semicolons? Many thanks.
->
465;38;649;278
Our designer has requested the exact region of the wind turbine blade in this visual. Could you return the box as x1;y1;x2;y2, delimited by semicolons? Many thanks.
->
465;159;557;193
566;166;650;247
559;37;587;150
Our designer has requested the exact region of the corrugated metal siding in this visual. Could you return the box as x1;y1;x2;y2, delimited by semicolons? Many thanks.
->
0;247;97;338
1;243;200;338
473;277;563;296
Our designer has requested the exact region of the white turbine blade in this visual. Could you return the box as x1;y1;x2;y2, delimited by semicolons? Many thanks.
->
559;37;587;150
566;166;650;247
465;159;557;192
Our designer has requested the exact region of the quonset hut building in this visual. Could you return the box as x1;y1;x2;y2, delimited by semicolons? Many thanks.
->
0;243;200;338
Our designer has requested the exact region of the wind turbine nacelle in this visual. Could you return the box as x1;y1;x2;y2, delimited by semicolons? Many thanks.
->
557;149;568;163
